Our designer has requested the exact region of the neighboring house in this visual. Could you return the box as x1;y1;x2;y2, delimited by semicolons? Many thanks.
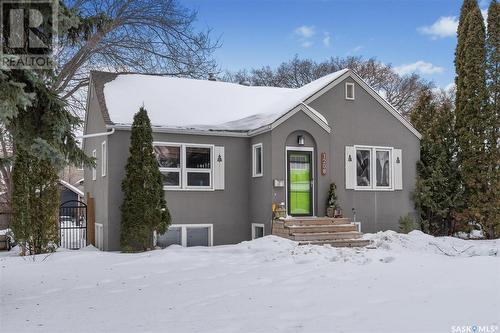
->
58;179;84;206
84;69;421;251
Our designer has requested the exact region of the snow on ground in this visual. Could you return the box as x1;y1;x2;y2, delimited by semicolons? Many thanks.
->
1;231;499;333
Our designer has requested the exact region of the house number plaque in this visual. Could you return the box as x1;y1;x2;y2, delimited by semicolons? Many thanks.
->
321;152;327;175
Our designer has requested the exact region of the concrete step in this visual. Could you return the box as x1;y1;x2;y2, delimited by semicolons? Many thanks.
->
286;224;358;233
283;217;351;226
292;231;362;241
298;239;371;247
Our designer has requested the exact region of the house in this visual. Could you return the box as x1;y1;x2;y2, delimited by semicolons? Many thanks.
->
58;179;84;205
83;69;421;251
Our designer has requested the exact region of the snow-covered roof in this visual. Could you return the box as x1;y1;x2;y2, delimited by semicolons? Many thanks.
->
98;69;348;132
58;179;84;197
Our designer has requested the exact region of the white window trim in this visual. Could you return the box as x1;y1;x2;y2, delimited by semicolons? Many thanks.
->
154;142;214;191
92;149;96;181
252;143;263;177
345;82;355;100
168;224;213;247
251;223;265;240
101;141;107;177
354;145;393;191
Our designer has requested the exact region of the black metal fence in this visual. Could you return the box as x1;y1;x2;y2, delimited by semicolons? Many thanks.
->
59;200;87;249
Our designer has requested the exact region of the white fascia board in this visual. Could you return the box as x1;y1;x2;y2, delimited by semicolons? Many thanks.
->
58;179;85;197
108;124;249;137
268;104;331;134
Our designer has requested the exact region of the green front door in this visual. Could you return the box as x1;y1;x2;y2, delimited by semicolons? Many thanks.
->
287;151;313;216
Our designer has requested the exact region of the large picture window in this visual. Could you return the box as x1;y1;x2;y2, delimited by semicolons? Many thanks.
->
154;143;213;190
355;146;392;190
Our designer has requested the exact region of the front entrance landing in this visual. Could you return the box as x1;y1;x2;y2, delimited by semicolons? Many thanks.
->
272;217;371;247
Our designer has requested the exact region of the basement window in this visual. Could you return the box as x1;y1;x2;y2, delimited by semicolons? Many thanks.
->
156;224;213;247
345;82;355;100
252;223;265;239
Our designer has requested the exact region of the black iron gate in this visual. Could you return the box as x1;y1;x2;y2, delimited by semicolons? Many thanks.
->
59;200;87;249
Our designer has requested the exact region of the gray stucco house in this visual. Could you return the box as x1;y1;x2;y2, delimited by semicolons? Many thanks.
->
83;69;421;251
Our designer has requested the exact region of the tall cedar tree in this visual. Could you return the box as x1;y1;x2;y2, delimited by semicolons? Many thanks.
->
412;90;462;235
484;0;500;237
454;0;491;234
120;108;170;252
12;150;59;254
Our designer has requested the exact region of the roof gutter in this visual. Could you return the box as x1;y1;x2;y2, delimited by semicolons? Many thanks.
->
107;124;250;137
78;128;115;139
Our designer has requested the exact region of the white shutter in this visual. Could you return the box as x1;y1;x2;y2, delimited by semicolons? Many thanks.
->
393;149;403;190
214;146;225;190
345;146;355;189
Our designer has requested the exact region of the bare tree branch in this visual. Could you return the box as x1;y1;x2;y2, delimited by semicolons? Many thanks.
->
223;56;432;118
54;0;220;116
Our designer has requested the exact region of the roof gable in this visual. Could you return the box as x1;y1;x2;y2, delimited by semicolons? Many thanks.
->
303;71;422;139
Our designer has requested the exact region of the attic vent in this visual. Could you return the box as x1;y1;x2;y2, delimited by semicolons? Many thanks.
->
208;73;217;81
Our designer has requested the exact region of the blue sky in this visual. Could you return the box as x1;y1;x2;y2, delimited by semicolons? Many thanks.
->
183;0;492;88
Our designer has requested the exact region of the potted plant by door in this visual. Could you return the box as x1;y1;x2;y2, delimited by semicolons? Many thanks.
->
326;182;338;218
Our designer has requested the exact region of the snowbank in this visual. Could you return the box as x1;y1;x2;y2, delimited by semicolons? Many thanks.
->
1;233;499;333
365;230;499;257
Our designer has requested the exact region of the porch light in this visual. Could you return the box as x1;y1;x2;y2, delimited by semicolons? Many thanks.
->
297;135;305;146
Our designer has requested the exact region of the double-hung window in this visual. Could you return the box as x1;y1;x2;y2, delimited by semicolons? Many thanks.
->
154;143;213;190
155;145;182;188
355;146;392;190
186;146;212;188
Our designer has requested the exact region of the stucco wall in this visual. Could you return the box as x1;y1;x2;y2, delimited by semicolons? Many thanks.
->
106;130;251;250
270;112;331;219
249;132;273;235
309;77;420;232
83;83;110;248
